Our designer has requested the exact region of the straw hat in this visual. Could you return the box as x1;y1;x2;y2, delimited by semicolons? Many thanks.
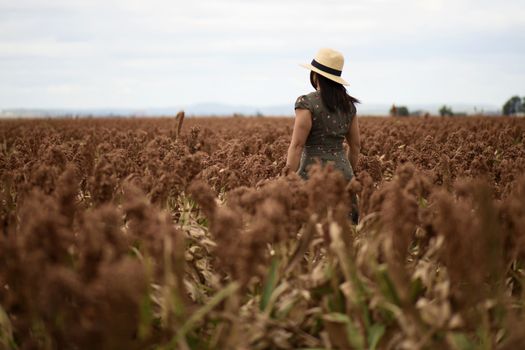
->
300;48;349;86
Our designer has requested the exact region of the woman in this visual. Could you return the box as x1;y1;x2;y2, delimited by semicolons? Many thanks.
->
285;48;360;223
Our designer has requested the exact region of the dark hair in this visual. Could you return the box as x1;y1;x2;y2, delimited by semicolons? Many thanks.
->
310;71;360;115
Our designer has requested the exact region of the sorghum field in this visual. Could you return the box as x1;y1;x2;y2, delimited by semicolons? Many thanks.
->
1;115;525;350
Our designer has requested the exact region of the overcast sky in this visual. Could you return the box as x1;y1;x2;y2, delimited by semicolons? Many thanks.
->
0;0;524;109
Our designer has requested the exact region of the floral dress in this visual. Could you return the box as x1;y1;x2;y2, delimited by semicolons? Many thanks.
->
294;90;357;180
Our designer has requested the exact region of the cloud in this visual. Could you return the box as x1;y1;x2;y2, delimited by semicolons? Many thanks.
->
0;0;524;108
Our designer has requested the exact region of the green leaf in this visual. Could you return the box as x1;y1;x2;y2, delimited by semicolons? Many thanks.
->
376;265;401;305
368;323;385;350
138;290;153;340
260;256;279;311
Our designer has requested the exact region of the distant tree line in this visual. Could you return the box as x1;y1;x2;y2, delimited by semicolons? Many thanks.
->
390;104;455;117
439;105;454;117
503;96;525;116
389;96;524;117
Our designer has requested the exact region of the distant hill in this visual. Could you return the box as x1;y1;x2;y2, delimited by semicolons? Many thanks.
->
0;102;501;117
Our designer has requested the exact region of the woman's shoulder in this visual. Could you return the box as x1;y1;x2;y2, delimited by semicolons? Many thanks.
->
295;91;315;110
306;90;320;98
295;91;320;111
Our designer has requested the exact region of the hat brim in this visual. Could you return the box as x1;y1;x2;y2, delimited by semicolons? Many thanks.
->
300;63;349;86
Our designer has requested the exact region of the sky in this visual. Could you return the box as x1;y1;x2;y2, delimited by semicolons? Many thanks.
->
0;0;524;110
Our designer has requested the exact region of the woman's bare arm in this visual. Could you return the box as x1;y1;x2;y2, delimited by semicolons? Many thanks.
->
345;115;360;171
285;109;312;173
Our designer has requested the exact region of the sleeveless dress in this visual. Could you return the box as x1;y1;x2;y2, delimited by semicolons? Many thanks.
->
295;90;357;180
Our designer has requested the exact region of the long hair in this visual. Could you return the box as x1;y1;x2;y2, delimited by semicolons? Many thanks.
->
310;71;360;114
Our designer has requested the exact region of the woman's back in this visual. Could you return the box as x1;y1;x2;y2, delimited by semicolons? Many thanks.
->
295;90;356;154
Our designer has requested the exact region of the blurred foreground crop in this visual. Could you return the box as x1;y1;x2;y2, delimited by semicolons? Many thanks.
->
1;115;525;349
